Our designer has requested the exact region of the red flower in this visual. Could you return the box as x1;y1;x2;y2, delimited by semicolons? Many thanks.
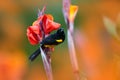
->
27;26;42;45
27;14;61;45
42;14;61;34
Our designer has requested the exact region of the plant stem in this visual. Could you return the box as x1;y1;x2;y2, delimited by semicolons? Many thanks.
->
40;47;53;80
67;22;80;80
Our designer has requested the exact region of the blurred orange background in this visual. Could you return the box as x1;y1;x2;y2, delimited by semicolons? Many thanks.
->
0;0;120;80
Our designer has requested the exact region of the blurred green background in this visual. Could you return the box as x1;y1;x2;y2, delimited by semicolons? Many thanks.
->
0;0;120;80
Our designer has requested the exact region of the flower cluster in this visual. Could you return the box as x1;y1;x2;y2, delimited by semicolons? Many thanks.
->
27;10;61;45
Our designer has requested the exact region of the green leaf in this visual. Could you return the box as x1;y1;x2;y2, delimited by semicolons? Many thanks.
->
103;16;120;40
116;14;120;37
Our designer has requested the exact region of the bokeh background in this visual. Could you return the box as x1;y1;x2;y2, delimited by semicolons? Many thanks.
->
0;0;120;80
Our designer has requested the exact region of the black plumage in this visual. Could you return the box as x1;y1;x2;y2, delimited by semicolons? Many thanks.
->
41;28;65;45
29;28;65;61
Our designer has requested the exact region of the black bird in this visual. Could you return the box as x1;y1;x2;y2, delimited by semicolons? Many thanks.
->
29;28;65;61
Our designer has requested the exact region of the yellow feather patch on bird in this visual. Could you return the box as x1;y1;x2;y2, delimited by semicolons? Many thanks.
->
56;39;63;42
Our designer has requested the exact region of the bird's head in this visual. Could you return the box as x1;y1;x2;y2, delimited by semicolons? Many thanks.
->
56;28;65;41
56;28;65;35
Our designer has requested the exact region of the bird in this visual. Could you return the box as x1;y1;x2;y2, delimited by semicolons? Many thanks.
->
29;28;65;61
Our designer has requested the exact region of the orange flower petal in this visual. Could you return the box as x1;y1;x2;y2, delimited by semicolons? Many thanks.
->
69;5;78;22
46;14;54;21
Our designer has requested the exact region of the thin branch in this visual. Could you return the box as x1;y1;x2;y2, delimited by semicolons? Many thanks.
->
40;47;53;80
